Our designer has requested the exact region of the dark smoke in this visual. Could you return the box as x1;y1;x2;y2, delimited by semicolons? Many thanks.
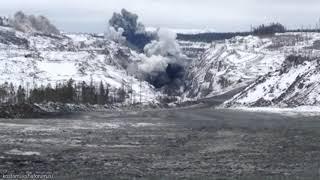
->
10;11;60;35
140;28;187;90
146;63;185;92
108;9;188;93
166;63;185;80
109;9;153;50
0;16;9;27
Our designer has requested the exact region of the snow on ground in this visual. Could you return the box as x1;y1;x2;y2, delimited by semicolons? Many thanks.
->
172;28;216;34
5;149;41;156
225;57;320;107
0;119;169;133
0;26;160;104
230;106;320;117
184;32;320;103
178;40;212;59
38;61;77;77
236;62;312;104
146;27;216;34
184;35;284;99
2;23;320;108
65;33;97;44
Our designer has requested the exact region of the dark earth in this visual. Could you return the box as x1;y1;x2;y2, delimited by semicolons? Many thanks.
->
1;105;320;180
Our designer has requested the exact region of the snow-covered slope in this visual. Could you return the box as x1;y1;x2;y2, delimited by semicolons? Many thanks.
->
0;27;159;103
178;40;211;59
222;33;320;107
225;56;320;107
3;21;320;108
184;32;320;101
184;35;282;99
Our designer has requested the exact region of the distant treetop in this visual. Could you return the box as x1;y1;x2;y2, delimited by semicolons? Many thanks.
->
252;23;286;35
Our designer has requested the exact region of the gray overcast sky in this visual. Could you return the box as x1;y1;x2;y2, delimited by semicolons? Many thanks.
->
0;0;320;33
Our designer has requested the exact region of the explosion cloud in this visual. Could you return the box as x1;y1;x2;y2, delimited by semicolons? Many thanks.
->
109;9;153;50
108;9;188;91
10;11;60;35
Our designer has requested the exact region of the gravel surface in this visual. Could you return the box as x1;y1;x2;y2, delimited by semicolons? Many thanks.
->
0;107;320;179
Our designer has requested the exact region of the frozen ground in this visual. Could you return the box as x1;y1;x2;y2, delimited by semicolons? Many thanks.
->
0;107;320;179
230;106;320;117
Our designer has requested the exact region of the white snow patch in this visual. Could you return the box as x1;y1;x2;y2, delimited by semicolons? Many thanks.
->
38;61;77;77
5;149;40;156
231;106;320;117
131;122;163;127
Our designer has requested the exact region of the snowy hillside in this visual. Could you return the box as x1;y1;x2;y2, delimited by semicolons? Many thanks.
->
184;32;320;101
2;10;320;108
225;56;320;107
0;26;159;103
223;33;320;107
178;40;211;59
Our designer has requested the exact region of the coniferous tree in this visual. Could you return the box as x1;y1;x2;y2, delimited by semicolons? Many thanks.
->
9;83;16;104
17;85;26;104
88;80;97;104
116;88;126;103
44;83;55;102
65;79;75;103
81;81;89;104
105;84;110;104
0;83;9;102
0;80;127;105
97;81;105;105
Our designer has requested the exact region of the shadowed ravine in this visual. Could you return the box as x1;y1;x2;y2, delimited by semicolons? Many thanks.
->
0;107;320;179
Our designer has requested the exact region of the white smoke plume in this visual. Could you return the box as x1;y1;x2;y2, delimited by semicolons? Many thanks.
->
144;28;181;58
137;54;170;74
104;25;126;43
136;28;187;75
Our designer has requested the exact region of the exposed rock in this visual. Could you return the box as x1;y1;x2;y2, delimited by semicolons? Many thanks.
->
0;103;48;118
225;58;320;107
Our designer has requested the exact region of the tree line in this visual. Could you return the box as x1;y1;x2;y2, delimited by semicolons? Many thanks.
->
252;23;286;35
177;32;251;43
177;21;320;42
0;79;132;105
177;23;286;42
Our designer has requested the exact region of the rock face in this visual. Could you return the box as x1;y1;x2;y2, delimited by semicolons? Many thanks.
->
0;28;29;47
184;35;285;99
225;56;320;107
0;103;47;118
183;32;320;107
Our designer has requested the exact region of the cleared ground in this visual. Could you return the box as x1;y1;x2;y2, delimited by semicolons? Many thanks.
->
0;107;320;179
